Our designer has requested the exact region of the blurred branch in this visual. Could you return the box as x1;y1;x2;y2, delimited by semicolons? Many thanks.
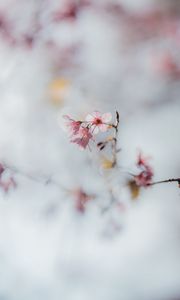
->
4;163;68;191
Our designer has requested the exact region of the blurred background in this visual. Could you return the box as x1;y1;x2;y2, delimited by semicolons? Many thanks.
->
0;0;180;299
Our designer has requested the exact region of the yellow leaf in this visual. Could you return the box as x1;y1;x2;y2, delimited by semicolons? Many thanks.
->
128;180;140;199
106;136;114;142
101;157;114;169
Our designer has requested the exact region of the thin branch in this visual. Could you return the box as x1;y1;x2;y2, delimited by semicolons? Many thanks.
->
111;111;120;167
3;162;68;191
148;178;180;187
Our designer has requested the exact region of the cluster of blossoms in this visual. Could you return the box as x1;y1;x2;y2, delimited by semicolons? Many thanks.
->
63;110;158;207
127;153;154;199
63;111;112;150
134;153;154;187
0;107;177;214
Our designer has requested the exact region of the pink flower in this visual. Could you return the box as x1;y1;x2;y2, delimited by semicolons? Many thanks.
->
63;115;81;135
86;111;112;134
134;153;153;187
70;127;93;149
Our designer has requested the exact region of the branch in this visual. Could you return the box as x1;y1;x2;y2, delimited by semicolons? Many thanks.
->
148;178;180;187
111;111;120;167
3;163;68;191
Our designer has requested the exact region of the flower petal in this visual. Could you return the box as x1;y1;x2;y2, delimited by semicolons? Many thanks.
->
91;125;99;134
102;113;112;123
63;114;71;120
92;111;101;118
86;114;94;122
99;124;108;132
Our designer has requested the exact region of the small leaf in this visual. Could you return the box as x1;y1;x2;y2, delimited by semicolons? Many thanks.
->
101;157;114;169
128;180;140;199
106;136;114;142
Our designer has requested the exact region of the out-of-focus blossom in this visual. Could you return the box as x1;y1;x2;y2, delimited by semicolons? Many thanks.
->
52;0;90;23
71;187;94;213
0;163;16;193
86;111;112;134
134;153;153;187
0;177;16;193
155;52;180;79
70;127;93;150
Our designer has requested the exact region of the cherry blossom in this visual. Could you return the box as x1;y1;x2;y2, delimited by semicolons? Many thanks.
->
63;115;82;135
70;127;93;149
86;111;112;134
134;153;154;187
63;111;113;150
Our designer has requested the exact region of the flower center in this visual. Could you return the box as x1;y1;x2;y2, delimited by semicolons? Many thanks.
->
93;118;102;125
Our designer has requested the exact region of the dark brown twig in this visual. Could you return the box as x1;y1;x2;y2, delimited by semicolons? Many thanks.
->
148;178;180;187
111;111;120;167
